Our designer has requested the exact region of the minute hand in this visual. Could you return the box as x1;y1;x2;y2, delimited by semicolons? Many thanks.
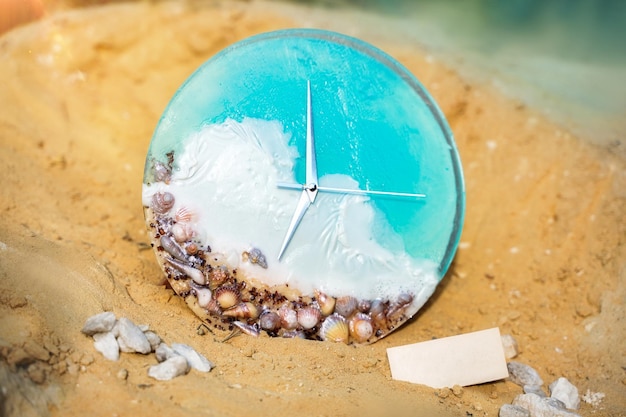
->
276;182;426;199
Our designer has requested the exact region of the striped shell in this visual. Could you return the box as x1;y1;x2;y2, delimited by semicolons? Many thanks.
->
320;314;349;343
151;192;175;214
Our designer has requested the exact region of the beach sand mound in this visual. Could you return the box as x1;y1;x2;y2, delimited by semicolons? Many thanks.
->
0;2;624;416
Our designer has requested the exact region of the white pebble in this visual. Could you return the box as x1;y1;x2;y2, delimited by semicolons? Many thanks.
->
143;331;162;352
155;343;177;362
115;318;151;354
507;362;544;387
499;404;530;417
81;312;116;336
501;334;519;359
171;343;214;372
148;356;190;381
93;331;120;361
524;384;546;397
581;389;605;407
549;377;580;410
513;393;581;417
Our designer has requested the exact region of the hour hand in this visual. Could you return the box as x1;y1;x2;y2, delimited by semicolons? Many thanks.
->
278;190;313;260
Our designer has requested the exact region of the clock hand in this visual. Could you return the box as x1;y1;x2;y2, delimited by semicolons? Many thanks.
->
305;80;318;192
276;182;426;199
278;190;313;260
277;81;319;260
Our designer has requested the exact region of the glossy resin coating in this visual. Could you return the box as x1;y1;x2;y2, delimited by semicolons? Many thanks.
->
143;29;464;344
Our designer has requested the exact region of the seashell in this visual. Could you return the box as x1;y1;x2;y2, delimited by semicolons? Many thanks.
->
297;306;321;330
349;312;374;343
185;242;199;255
193;285;213;309
222;302;259;319
160;235;187;262
208;265;229;289
358;299;371;313
278;305;298;330
259;311;281;332
175;206;194;223
153;160;171;183
334;296;358;318
233;321;260;337
369;299;385;316
315;290;336;316
246;247;268;269
320;313;349;343
166;257;206;285
151;192;175;214
171;223;193;243
397;292;413;306
214;285;241;310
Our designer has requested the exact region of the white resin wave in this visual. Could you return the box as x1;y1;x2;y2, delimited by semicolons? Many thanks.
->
143;118;439;303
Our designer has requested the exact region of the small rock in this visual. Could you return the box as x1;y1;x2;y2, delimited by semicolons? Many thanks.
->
6;347;35;367
143;331;161;352
507;361;544;387
115;318;151;354
26;362;47;384
116;368;128;380
23;341;51;362
499;404;530;417
524;384;547;397
501;334;519;359
155;343;177;363
171;343;214;372
513;393;581;417
581;389;605;407
93;331;120;361
451;384;463;397
81;312;117;336
549;377;580;410
148;356;189;381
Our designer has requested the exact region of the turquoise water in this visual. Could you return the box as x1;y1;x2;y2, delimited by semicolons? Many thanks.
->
146;30;464;276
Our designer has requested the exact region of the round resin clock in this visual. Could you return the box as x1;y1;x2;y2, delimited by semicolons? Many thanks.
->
143;29;464;344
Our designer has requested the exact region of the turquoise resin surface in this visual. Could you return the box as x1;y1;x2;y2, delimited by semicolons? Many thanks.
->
145;29;464;280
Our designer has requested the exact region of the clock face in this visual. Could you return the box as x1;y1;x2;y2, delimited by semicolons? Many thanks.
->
143;29;464;344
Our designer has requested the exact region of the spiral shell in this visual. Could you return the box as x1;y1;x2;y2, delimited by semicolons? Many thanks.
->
151;192;175;214
278;305;298;330
233;321;260;337
349;312;374;343
153;161;171;183
175;206;194;223
297;306;321;330
160;235;187;262
320;313;349;343
315;290;336;316
214;285;241;310
335;296;358;318
165;257;206;285
194;286;213;309
259;311;281;332
222;302;259;319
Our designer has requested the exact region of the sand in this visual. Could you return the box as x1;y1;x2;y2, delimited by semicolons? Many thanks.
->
0;1;624;416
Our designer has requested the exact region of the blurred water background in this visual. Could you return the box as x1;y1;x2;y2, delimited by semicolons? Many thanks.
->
286;0;626;157
2;0;624;156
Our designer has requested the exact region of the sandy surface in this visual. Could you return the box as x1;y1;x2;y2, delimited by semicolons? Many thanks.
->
0;1;624;416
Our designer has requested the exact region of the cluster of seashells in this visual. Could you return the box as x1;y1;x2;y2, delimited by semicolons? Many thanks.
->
145;162;416;345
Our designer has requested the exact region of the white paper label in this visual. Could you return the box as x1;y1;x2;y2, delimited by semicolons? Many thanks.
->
387;327;509;388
